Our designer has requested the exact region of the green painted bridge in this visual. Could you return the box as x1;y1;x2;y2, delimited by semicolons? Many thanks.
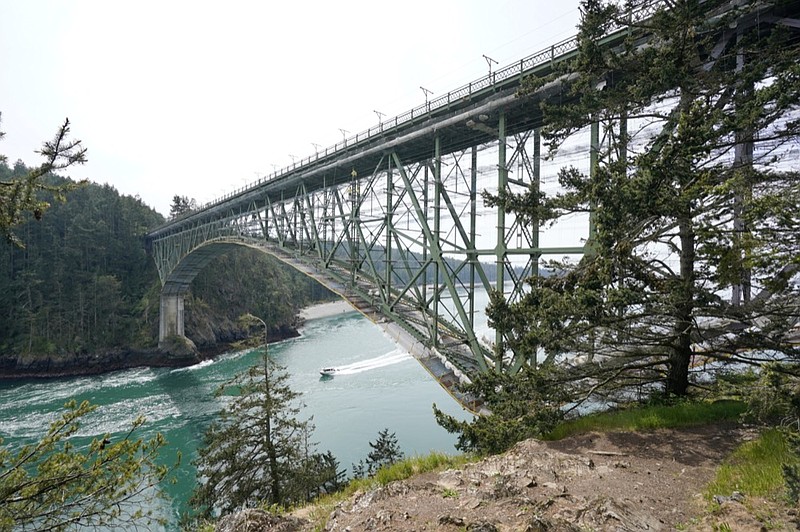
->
146;0;800;405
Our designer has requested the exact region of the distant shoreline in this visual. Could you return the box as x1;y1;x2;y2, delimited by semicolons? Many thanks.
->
0;302;354;380
299;300;358;321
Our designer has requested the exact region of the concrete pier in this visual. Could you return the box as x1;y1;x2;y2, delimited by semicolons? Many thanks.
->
159;293;185;346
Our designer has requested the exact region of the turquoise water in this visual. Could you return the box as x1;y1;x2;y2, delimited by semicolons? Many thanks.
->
0;311;473;529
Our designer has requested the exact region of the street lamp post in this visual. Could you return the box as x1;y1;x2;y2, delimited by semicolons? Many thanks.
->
483;54;498;77
420;86;433;111
248;314;268;359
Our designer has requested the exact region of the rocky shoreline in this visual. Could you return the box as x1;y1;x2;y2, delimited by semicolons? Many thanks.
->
0;300;352;381
0;348;199;381
0;326;301;381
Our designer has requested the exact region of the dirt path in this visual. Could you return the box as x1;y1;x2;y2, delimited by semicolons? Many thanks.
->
319;422;763;531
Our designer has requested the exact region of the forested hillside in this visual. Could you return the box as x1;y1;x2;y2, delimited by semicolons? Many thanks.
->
0;160;330;366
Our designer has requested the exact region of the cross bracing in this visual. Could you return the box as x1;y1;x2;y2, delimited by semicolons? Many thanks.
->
147;0;800;403
149;126;582;379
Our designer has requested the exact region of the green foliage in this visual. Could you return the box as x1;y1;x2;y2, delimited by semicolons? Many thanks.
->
186;249;325;348
365;428;404;476
705;428;799;502
0;117;329;359
0;399;173;530
0;166;328;359
0;115;87;247
191;353;339;518
489;0;800;401
373;459;413;486
0;166;165;354
348;453;472;493
742;364;800;429
545;399;746;441
299;450;347;499
441;487;458;498
168;194;196;219
783;430;800;504
434;366;567;455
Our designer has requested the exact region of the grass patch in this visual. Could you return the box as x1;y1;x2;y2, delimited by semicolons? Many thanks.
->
705;428;799;500
373;451;473;485
302;451;475;531
544;400;746;441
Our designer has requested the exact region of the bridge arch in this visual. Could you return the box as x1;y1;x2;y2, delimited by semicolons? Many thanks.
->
150;101;587;385
158;238;352;345
148;1;799;407
157;235;491;410
160;240;245;343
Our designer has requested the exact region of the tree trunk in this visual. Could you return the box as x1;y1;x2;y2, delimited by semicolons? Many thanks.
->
263;354;281;505
667;212;695;396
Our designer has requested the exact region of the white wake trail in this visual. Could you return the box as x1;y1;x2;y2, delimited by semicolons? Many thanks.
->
334;349;411;375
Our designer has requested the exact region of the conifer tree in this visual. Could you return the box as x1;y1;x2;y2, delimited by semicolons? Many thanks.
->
487;0;800;399
0;114;86;246
0;400;173;530
296;450;347;499
168;195;196;219
0;120;174;530
365;428;404;475
191;352;336;516
434;366;568;455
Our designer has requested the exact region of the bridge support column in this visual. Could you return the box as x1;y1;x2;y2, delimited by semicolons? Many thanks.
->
159;293;186;346
495;111;507;372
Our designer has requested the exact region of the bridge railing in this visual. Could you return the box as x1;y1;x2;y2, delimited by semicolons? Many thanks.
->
172;0;663;223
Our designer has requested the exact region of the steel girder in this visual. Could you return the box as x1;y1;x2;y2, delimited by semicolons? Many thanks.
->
149;116;596;378
148;0;800;379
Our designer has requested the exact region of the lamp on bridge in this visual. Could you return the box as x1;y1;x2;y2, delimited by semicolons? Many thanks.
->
420;86;433;111
483;54;498;77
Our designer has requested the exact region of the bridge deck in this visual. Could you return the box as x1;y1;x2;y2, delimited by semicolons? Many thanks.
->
146;0;800;407
148;1;668;241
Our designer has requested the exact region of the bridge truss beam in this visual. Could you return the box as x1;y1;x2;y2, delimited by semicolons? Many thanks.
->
146;0;800;406
150;116;591;380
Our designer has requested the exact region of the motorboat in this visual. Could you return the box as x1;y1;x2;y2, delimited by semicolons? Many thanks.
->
319;367;339;377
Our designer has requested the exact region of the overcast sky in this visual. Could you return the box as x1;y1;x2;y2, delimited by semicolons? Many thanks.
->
1;1;582;216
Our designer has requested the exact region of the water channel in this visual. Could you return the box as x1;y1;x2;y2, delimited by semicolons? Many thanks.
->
0;309;475;529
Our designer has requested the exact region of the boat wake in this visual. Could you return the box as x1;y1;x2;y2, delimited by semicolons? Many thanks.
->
171;359;215;373
330;349;411;375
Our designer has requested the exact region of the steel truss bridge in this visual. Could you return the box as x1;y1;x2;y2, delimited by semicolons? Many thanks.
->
147;0;800;406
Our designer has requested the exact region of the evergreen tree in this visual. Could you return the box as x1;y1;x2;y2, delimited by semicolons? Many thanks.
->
296;450;347;500
319;450;347;492
186;251;319;349
0;114;86;246
0;120;174;530
487;0;800;399
0;172;165;355
351;458;367;480
0;400;173;530
365;428;404;475
191;352;334;516
434;366;568;455
168;195;195;219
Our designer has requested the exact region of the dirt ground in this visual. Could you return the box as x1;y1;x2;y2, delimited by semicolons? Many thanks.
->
221;422;799;531
317;422;799;531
